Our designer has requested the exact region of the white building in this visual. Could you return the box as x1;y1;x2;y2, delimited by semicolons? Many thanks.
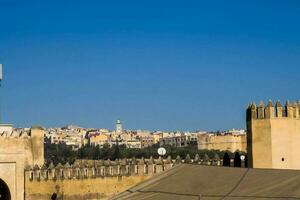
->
115;119;123;134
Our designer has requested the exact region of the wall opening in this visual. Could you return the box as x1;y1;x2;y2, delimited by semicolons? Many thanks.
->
223;152;230;167
0;179;11;200
234;152;241;167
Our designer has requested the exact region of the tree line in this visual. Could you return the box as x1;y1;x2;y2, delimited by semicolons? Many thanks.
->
45;140;245;165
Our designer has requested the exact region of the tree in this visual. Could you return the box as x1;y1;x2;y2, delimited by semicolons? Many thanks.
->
113;143;120;160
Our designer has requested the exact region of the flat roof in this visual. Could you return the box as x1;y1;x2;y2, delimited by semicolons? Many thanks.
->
113;164;300;200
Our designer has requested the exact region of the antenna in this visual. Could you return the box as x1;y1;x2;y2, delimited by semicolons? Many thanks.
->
0;64;2;123
157;147;166;156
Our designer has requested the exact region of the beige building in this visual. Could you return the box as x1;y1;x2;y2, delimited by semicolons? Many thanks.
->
0;125;45;200
197;132;247;152
247;100;300;170
89;134;110;147
160;135;193;147
152;132;163;143
141;136;155;148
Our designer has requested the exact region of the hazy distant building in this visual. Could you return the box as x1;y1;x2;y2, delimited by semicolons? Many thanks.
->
90;134;110;147
159;134;196;147
140;136;155;148
197;131;246;153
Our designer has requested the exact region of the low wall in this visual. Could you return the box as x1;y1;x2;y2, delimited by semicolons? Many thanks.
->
24;155;244;199
26;175;150;200
25;157;173;200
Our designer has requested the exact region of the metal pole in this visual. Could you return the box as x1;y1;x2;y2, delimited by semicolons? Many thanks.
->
0;79;2;123
0;63;3;124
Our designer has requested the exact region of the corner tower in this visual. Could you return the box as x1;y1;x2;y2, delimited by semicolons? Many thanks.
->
247;100;300;169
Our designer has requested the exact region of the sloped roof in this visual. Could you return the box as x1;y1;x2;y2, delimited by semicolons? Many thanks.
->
112;164;300;200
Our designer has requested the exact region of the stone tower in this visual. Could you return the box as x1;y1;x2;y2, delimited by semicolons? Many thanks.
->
116;119;123;134
0;126;45;200
30;126;45;166
246;100;300;170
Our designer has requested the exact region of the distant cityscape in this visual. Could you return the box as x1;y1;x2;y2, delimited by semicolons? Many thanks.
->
0;119;246;153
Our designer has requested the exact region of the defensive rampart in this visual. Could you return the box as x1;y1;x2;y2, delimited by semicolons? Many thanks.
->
24;153;246;200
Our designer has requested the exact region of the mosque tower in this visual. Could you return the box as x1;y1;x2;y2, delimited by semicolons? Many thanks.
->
115;119;123;134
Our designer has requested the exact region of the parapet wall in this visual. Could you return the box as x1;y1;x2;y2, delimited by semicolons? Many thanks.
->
247;100;300;120
25;157;174;182
25;155;240;200
25;157;174;200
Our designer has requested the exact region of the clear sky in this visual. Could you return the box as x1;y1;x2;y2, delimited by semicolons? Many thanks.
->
1;1;300;131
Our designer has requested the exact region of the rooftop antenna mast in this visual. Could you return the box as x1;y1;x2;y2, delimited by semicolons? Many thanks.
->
0;64;2;123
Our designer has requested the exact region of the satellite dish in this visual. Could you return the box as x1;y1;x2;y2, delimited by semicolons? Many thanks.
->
157;147;166;156
240;155;245;161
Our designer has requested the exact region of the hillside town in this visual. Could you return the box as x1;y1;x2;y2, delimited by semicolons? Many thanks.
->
1;119;246;153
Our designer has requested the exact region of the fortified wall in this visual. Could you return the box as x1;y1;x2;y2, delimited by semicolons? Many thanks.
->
25;157;174;200
197;134;246;152
247;100;300;170
25;153;246;200
0;126;44;200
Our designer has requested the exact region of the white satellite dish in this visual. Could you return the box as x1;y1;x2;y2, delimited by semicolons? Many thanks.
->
157;147;166;156
240;155;245;161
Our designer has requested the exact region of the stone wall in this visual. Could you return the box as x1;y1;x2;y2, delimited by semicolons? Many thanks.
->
24;154;246;200
25;157;174;200
197;134;246;152
0;126;45;200
247;100;300;169
0;126;44;167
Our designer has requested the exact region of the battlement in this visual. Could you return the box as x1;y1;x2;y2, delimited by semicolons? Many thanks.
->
24;154;233;182
247;100;300;120
0;130;30;139
0;127;45;167
25;157;173;181
25;155;247;200
0;126;44;139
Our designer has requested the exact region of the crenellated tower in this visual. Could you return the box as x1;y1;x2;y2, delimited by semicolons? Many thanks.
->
247;100;300;169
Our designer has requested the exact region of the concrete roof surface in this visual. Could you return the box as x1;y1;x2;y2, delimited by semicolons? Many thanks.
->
111;164;300;200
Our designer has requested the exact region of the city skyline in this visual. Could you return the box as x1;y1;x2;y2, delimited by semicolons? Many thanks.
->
1;1;300;130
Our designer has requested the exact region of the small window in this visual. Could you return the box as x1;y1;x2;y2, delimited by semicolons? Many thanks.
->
282;158;285;162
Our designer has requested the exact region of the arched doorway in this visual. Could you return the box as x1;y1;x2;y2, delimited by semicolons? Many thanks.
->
234;152;241;167
223;152;230;167
0;179;11;200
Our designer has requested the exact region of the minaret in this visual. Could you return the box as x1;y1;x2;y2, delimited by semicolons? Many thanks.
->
116;119;123;134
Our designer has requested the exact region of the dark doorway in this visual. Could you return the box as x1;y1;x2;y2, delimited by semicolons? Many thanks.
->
223;152;230;167
0;179;11;200
244;155;248;168
234;152;242;167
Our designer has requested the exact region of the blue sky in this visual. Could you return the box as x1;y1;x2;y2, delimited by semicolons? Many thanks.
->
0;1;300;131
